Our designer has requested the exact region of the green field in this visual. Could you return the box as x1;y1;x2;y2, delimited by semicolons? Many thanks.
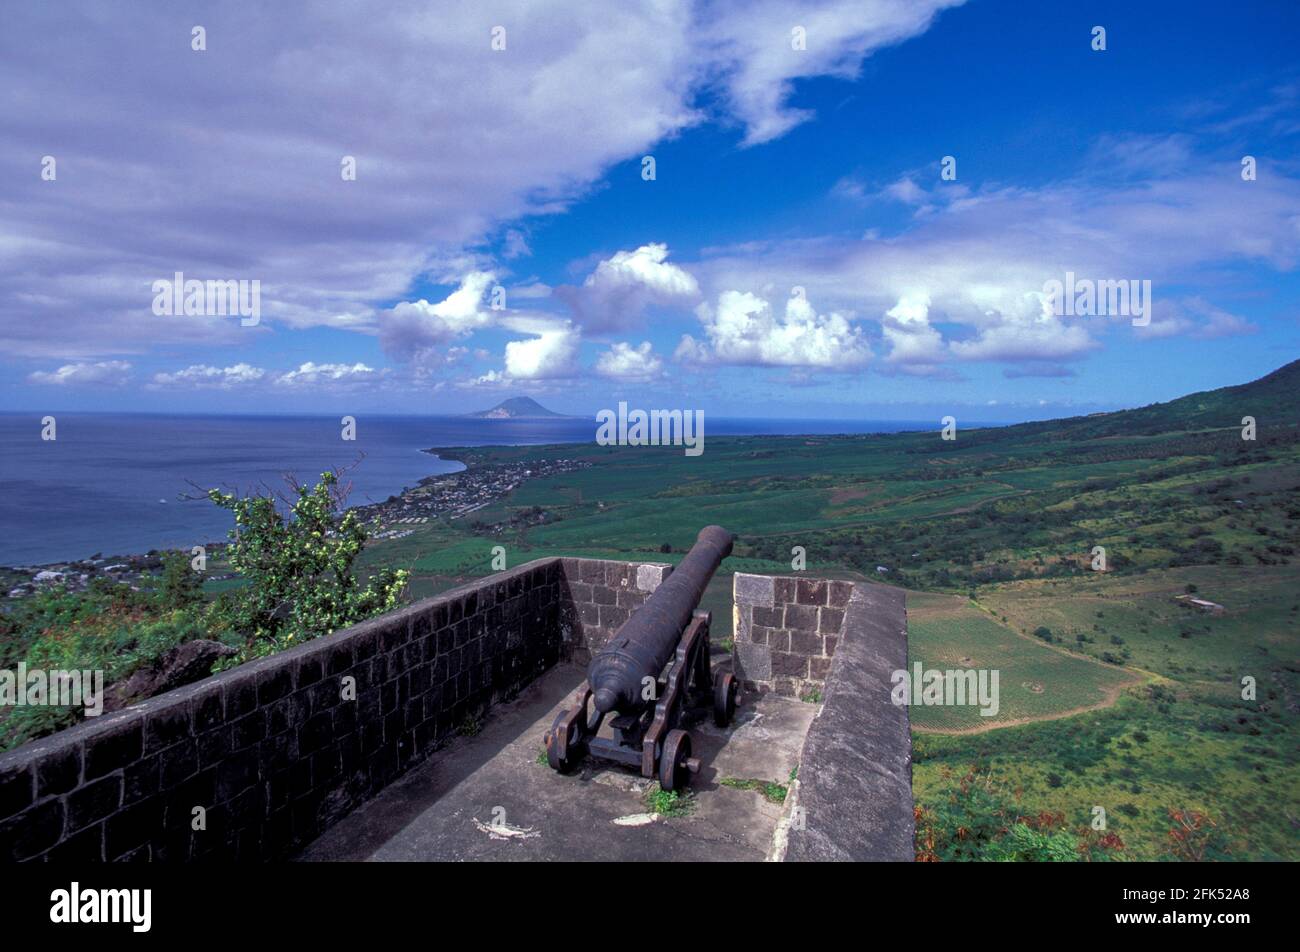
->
906;592;1140;731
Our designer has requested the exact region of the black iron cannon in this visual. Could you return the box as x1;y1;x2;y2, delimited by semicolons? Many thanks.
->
545;525;739;790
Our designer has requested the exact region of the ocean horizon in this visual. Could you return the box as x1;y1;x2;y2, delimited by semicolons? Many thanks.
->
0;412;950;566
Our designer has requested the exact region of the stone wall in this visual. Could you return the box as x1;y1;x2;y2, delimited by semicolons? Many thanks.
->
558;557;672;664
0;558;912;863
731;573;854;698
779;582;913;862
0;556;670;862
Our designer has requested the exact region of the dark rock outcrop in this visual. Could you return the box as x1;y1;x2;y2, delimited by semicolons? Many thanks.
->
105;639;236;711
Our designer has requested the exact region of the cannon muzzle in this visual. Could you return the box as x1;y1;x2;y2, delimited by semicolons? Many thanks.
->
587;525;734;715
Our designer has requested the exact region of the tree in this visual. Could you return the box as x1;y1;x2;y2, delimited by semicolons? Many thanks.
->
158;551;203;609
207;470;409;662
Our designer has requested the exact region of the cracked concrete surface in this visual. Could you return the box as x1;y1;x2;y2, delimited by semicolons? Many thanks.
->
297;661;816;862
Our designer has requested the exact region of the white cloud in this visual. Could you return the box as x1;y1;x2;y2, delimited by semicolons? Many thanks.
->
151;363;266;388
948;309;1098;362
590;244;700;297
674;334;711;366
596;341;664;380
703;0;966;146
0;1;960;359
693;140;1300;368
503;229;532;260
471;315;581;385
275;362;385;387
883;177;929;205
0;3;701;357
881;293;945;371
683;289;871;368
510;280;553;300
836;174;929;205
28;361;131;386
1136;296;1258;341
468;369;506;388
1083;133;1196;177
1193;304;1257;339
504;325;580;380
558;243;700;332
380;271;497;362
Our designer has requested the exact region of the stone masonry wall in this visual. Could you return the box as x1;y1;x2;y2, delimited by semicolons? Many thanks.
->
0;556;669;862
557;558;672;664
732;574;854;698
780;582;913;861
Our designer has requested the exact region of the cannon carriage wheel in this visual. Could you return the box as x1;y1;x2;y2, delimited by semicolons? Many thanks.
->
713;671;737;727
546;710;578;773
659;728;693;792
545;684;597;774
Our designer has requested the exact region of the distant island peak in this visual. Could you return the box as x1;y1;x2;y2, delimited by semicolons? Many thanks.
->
466;396;567;419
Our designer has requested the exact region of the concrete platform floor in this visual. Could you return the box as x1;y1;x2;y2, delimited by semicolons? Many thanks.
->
297;662;816;861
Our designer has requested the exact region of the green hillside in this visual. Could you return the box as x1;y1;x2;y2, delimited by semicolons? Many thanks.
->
362;358;1299;860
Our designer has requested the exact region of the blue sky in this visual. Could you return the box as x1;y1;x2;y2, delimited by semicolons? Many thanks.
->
2;0;1297;420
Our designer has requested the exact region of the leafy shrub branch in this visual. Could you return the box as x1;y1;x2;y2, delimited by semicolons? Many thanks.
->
207;470;408;664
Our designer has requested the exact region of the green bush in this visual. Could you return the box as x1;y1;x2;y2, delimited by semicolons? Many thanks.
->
0;582;214;751
914;769;1123;862
207;470;409;663
158;551;204;609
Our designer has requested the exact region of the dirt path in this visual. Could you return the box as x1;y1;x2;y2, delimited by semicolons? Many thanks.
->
912;677;1141;735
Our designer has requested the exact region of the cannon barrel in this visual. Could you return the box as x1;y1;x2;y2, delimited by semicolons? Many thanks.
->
588;525;734;715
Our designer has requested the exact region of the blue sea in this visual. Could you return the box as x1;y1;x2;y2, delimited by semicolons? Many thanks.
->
0;413;930;566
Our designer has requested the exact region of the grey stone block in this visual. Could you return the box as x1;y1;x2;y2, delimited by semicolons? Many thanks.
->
784;603;818;631
774;577;796;603
819;607;845;634
635;562;670;592
828;580;853;608
734;641;771;681
790;629;823;655
771;651;809;678
598;605;629;630
733;573;775;608
796;579;827;605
